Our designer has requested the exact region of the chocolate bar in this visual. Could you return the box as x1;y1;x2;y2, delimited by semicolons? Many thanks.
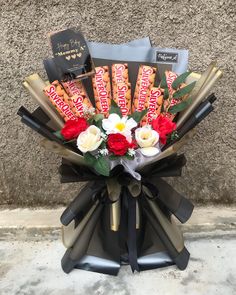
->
163;71;181;121
63;80;94;118
132;65;156;113
92;66;111;116
44;81;77;121
113;83;131;116
112;63;129;84
141;87;163;125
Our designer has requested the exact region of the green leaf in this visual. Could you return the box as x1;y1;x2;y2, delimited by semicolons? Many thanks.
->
125;154;134;160
160;73;168;88
109;100;122;117
87;117;94;125
171;72;192;90
54;130;64;140
131;109;148;123
160;103;165;113
93;114;104;122
109;155;119;160
94;157;110;176
173;81;196;99
84;152;96;166
168;98;192;114
84;152;110;176
163;88;169;100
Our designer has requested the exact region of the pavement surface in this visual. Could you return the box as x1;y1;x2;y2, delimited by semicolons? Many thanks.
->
0;206;236;295
1;234;236;295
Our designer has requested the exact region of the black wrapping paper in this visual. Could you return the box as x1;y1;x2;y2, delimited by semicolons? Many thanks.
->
60;152;194;275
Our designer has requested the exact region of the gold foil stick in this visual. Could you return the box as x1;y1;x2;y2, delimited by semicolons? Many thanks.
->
40;138;87;167
177;62;219;128
23;74;64;129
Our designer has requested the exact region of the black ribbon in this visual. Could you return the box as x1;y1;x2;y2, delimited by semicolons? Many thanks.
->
59;153;194;274
127;189;139;272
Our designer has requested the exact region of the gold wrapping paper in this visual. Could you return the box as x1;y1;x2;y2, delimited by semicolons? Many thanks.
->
177;62;222;128
40;138;87;166
23;74;64;129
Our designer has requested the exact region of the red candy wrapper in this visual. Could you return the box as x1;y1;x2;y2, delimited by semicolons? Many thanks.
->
132;65;156;113
92;66;112;116
44;81;77;121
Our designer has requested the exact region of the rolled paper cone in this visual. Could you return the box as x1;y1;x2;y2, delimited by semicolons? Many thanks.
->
191;62;217;95
185;72;201;85
106;178;122;231
136;201;140;229
145;178;194;223
140;195;189;270
144;196;184;253
110;200;121;231
180;69;222;128
62;200;99;248
106;178;122;202
177;62;220;128
23;74;64;129
60;181;103;226
61;204;103;274
40;138;87;167
69;204;103;260
138;129;196;172
128;179;142;197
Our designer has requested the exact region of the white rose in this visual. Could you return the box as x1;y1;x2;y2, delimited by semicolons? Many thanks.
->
77;125;103;153
135;126;160;157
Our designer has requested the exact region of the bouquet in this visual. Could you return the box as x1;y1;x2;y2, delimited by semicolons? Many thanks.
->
18;28;222;275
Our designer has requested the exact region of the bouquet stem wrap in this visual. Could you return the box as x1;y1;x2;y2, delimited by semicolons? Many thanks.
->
59;153;194;275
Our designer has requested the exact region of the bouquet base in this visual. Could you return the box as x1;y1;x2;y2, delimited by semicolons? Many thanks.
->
59;165;193;276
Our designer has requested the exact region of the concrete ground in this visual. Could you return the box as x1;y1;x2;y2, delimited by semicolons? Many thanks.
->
0;206;236;295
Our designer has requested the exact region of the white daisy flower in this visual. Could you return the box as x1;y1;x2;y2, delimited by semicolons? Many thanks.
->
102;113;137;142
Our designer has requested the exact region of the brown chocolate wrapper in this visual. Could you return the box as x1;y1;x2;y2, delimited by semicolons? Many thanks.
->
92;66;111;116
63;80;94;118
113;83;131;116
44;81;77;121
141;87;163;126
112;63;129;84
132;65;156;113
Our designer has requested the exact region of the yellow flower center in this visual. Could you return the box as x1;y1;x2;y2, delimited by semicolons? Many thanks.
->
115;122;126;131
141;130;151;140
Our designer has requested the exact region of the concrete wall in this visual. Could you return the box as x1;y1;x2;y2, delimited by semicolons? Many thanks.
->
0;0;235;206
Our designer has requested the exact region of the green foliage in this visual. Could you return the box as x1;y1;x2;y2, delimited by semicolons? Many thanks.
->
168;98;192;114
163;88;169;100
173;81;196;99
171;72;192;89
131;109;148;123
84;152;110;176
54;130;64;140
160;73;168;88
109;100;122;117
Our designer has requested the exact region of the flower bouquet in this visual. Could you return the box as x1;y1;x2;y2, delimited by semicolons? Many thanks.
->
18;28;222;275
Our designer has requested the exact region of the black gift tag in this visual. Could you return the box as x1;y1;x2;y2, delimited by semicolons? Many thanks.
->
156;51;178;63
49;28;94;81
43;58;63;83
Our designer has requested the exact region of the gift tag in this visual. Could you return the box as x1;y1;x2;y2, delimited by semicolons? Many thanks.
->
49;28;94;81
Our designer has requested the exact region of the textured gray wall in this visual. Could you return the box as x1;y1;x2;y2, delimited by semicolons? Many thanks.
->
0;0;235;206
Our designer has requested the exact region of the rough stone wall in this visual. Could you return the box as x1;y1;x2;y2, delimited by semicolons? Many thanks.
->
0;0;235;206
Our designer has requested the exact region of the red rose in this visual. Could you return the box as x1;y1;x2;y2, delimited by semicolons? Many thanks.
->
152;115;176;145
107;133;133;156
61;118;88;140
